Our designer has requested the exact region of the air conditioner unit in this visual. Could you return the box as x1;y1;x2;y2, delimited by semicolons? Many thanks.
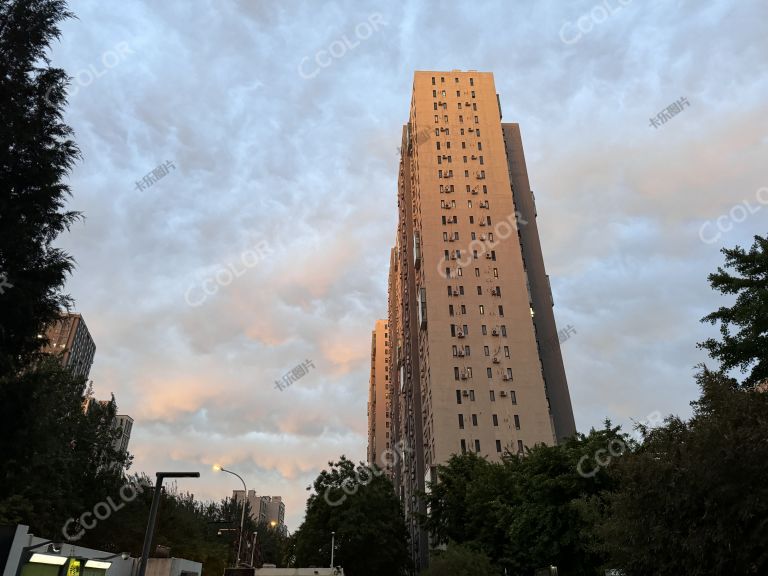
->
457;350;465;357
462;390;470;396
479;221;486;227
468;127;474;132
492;329;499;336
453;290;459;296
471;155;477;160
457;331;465;338
500;391;508;397
485;253;492;259
450;255;456;260
461;373;468;380
502;375;510;381
491;289;497;296
448;237;454;242
480;234;486;240
493;358;500;364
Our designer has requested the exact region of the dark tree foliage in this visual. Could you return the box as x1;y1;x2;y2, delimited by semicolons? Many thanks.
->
699;234;768;387
0;358;128;535
602;368;768;575
0;0;81;375
424;428;629;576
293;456;411;576
420;543;496;576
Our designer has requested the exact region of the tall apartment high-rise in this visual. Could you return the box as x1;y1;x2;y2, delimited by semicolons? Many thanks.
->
366;319;394;478
42;312;96;379
382;70;576;568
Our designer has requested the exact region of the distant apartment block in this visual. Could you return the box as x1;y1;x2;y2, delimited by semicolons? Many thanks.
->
42;312;96;379
112;414;134;455
380;70;577;568
233;490;286;531
367;319;393;478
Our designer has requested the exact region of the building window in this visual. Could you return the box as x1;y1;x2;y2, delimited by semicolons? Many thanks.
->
454;367;459;380
493;268;499;278
479;155;484;165
469;78;474;86
432;76;435;85
477;286;482;295
449;304;454;317
510;390;517;404
487;367;492;378
490;390;495;401
469;389;475;401
458;414;464;429
492;414;498;426
461;439;467;453
475;268;480;277
501;325;507;337
484;346;489;356
498;305;504;316
479;305;485;315
456;390;462;404
471;414;478;426
504;346;510;357
496;439;502;453
474;439;480;452
517;440;524;454
481;324;487;335
514;415;521;430
507;368;513;379
451;324;456;336
452;344;458;356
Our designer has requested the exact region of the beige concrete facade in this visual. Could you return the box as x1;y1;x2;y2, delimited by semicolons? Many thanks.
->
366;319;393;477
383;70;576;568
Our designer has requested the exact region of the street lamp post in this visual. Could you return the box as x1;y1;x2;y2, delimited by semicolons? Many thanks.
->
213;465;247;566
137;472;199;576
330;531;335;568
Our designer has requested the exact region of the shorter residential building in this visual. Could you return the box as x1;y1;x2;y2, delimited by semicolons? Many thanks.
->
112;415;134;455
233;492;286;531
41;312;96;379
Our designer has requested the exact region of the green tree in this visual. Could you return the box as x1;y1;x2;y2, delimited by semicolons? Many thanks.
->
0;0;81;375
0;358;128;535
602;368;768;575
699;234;768;387
421;544;496;576
424;427;628;575
293;456;411;576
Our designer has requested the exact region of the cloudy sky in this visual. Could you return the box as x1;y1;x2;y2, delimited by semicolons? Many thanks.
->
51;0;767;530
